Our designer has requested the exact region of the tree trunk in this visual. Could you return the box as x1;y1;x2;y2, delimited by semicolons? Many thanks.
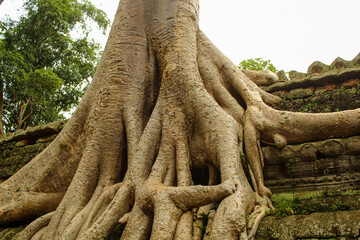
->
0;0;359;239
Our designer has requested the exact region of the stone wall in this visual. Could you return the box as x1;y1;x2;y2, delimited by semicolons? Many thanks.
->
260;53;360;194
263;136;360;193
0;121;66;183
271;78;360;113
252;54;360;239
265;53;360;113
256;210;360;240
0;123;66;239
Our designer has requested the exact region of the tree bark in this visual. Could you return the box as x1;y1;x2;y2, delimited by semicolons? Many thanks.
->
0;0;359;239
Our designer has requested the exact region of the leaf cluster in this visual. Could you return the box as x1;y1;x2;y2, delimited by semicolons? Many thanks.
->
238;58;278;73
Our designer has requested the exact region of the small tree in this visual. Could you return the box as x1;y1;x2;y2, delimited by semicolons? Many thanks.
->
239;58;278;72
12;69;63;129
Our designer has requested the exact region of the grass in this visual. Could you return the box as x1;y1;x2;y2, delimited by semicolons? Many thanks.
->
269;190;360;217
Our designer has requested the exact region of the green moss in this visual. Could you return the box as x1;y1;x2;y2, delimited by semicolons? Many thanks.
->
270;195;319;217
269;83;360;113
314;89;328;95
331;202;352;211
59;143;71;151
36;138;46;143
0;141;49;179
322;189;360;197
270;191;360;217
304;102;317;110
240;152;249;164
286;88;313;100
15;141;27;147
342;190;360;196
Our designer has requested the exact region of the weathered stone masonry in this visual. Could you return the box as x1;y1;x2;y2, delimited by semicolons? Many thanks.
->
262;53;360;194
0;121;66;183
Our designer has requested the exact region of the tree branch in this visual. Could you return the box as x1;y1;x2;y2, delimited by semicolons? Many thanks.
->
17;99;31;130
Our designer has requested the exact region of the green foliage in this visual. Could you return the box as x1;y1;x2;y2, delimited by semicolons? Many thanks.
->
304;103;317;111
196;212;210;238
59;143;70;151
271;193;317;217
270;191;359;217
271;196;303;217
238;58;278;73
331;202;352;211
27;69;63;102
271;196;322;217
0;0;110;132
342;190;360;196
240;152;249;164
198;211;210;221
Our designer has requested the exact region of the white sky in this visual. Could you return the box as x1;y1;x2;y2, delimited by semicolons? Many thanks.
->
1;0;360;73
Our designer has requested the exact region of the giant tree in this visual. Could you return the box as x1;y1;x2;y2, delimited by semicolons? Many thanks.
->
1;0;360;239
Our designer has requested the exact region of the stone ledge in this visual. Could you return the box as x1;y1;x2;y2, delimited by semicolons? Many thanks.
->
266;68;360;92
255;210;360;240
266;53;360;93
0;120;67;145
1;209;358;240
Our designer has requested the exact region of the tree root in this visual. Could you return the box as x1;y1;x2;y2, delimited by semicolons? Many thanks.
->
247;194;274;240
77;183;133;240
15;212;54;240
2;25;275;240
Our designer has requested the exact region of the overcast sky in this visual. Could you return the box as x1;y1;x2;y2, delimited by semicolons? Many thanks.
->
1;0;360;73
